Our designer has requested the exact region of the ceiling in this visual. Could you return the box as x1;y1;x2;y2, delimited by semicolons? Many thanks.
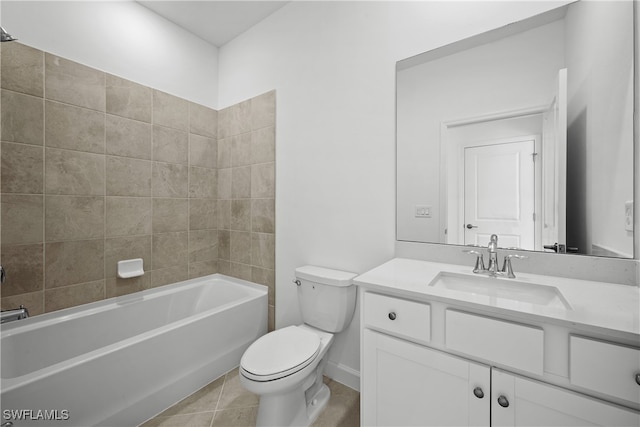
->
138;1;288;47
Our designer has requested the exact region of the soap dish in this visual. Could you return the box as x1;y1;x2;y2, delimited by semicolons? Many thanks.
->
117;258;144;279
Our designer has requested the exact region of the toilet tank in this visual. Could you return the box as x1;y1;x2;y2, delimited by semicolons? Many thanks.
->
295;265;357;333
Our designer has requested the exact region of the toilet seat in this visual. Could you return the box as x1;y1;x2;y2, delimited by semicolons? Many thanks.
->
241;326;321;382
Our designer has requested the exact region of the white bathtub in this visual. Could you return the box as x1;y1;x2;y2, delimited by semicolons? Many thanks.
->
0;274;267;427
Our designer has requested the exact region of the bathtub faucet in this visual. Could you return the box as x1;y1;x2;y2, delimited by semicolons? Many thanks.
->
1;305;29;323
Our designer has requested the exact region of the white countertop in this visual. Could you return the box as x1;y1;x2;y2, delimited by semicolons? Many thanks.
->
354;258;640;341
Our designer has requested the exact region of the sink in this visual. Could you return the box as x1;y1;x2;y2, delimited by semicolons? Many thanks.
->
428;272;572;310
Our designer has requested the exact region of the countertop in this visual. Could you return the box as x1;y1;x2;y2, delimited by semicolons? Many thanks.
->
354;258;640;342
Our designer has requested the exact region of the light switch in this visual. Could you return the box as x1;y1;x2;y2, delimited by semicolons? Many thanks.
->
415;205;432;218
624;200;633;232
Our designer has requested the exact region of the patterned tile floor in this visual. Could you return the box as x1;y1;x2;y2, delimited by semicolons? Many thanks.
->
140;369;360;427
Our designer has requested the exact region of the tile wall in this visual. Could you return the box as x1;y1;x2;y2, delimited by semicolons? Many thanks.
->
0;42;276;328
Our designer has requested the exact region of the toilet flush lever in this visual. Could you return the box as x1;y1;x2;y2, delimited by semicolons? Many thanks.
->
293;279;301;286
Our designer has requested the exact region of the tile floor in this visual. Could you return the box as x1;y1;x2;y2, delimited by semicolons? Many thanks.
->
140;368;360;427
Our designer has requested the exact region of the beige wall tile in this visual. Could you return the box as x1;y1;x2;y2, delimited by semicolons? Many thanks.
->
188;260;217;279
1;42;44;97
45;239;104;288
149;265;188;289
189;102;217;138
106;156;152;197
230;231;251;264
217;137;231;168
217;107;230;140
231;133;252;167
1;290;44;316
1;90;44;146
0;243;44;296
231;166;251;199
251;198;275;233
251;127;275;164
251;232;275;269
153;198;188;233
251;162;275;198
152;162;188;198
218;230;230;261
45;53;105;111
217;199;231;230
190;134;217;169
252;266;275;306
152;231;188;269
1;142;43;194
45;195;104;241
268;304;275;332
251;90;276;131
189;198;217;230
106;115;152;160
45;148;105;195
217;168;232;200
45;100;105;153
217;260;231;276
189;229;218;263
153;90;188;131
228;100;251;136
45;280;105;312
1;194;43;244
106;197;152;237
153;125;188;165
106;276;149;298
189;166;217;199
105;235;152;279
229;262;252;282
231;200;251;231
106;74;152;123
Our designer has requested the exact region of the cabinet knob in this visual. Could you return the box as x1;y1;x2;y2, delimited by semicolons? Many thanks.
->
497;395;509;408
388;312;397;321
635;373;640;386
473;387;484;399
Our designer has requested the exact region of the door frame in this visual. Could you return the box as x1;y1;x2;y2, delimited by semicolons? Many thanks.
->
440;106;546;248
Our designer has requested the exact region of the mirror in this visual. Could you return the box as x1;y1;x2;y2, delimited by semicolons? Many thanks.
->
396;0;635;258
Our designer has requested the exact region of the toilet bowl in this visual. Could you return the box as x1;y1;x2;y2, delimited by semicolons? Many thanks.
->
239;266;357;427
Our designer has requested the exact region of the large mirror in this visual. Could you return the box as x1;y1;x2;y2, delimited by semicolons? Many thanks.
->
397;0;635;258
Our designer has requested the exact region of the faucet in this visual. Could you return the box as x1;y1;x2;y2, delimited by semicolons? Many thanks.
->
463;234;526;278
1;305;29;323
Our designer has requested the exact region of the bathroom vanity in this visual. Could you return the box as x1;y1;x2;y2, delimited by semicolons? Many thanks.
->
356;258;640;426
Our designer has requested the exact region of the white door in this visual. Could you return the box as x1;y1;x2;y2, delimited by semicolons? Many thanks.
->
492;369;640;427
464;139;536;249
541;68;568;251
362;329;490;426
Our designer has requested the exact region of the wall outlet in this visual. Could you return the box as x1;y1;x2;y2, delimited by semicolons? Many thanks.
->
415;205;432;218
624;200;633;232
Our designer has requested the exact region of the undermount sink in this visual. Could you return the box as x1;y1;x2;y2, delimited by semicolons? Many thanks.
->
428;272;572;310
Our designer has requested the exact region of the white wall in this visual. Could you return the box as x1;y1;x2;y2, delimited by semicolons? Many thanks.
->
1;1;219;108
217;0;570;388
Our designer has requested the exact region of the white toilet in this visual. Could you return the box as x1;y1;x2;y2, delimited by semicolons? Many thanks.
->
239;265;357;427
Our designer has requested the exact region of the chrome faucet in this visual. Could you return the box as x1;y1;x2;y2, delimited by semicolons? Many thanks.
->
463;234;526;278
1;305;29;323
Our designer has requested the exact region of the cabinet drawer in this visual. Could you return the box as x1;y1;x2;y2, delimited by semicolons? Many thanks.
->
363;292;430;344
445;310;543;375
570;335;640;404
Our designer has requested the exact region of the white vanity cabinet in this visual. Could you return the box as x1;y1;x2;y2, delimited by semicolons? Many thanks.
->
362;329;490;426
360;290;640;427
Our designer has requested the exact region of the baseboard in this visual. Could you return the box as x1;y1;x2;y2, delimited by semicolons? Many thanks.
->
325;360;360;392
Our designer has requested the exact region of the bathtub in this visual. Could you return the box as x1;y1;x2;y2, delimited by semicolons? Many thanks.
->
0;274;267;427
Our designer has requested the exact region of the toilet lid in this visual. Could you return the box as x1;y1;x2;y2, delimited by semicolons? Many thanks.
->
240;326;321;381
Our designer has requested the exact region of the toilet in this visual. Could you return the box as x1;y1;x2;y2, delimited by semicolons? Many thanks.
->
239;265;357;427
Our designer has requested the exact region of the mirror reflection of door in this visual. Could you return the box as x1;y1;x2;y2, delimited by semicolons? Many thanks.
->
463;138;537;249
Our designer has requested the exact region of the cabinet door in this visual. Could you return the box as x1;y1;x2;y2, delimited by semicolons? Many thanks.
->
492;368;640;426
362;329;490;426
